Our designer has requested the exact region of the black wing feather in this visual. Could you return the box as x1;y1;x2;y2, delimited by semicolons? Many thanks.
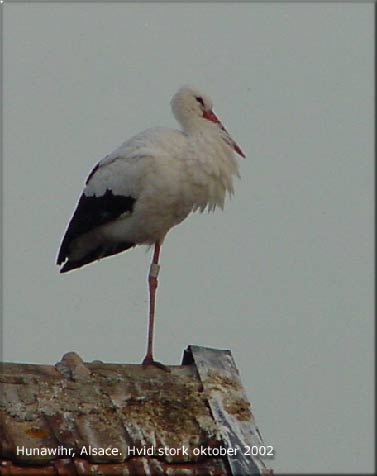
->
57;189;136;264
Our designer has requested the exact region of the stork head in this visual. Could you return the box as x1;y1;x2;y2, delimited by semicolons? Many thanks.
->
171;86;213;127
171;86;245;158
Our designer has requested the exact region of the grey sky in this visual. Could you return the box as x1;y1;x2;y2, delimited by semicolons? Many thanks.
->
3;3;374;474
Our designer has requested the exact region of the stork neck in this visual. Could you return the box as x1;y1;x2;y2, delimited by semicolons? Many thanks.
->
183;121;219;141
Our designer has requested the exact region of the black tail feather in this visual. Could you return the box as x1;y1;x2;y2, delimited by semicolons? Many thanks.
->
60;241;136;273
57;191;136;266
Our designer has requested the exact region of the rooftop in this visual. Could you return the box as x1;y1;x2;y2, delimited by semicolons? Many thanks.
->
0;345;273;475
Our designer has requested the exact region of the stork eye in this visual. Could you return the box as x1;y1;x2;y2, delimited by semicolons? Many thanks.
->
195;96;204;106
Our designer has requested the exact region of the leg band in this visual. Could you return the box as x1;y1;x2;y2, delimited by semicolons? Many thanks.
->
149;263;160;279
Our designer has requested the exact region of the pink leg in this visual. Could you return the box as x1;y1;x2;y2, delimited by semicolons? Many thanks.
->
142;242;161;365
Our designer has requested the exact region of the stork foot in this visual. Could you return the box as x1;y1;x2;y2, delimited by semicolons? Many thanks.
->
142;355;170;372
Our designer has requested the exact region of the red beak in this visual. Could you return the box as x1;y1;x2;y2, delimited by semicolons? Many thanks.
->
203;110;246;158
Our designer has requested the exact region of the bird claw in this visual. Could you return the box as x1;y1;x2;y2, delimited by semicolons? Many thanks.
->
142;356;170;372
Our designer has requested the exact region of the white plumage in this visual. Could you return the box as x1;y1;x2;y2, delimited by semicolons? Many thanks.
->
57;85;245;365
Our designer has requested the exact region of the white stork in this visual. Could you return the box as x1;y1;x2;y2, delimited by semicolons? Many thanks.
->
57;86;245;366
